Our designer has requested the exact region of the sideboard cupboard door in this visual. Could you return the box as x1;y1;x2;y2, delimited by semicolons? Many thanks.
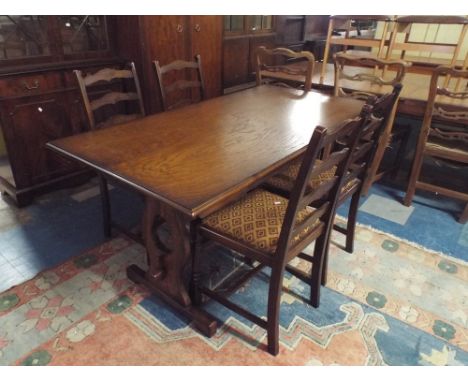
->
1;96;80;188
190;16;222;99
139;16;189;114
114;16;223;114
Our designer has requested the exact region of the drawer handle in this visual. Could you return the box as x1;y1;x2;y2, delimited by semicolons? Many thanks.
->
23;80;40;90
194;24;201;32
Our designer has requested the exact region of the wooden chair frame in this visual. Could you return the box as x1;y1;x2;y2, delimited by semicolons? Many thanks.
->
320;85;401;283
385;16;468;72
74;62;145;130
403;66;468;223
320;15;393;83
154;54;206;111
333;52;411;194
192;105;375;355
255;46;315;91
74;62;146;239
262;88;399;289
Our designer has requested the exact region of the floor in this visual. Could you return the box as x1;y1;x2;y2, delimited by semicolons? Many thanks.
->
0;166;466;294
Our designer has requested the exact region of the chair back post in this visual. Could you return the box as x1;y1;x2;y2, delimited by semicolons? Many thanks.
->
129;62;146;117
255;46;316;91
74;69;96;129
154;60;167;111
195;54;206;101
358;84;403;184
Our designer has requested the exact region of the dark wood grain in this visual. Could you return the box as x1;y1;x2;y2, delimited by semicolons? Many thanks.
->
48;86;364;218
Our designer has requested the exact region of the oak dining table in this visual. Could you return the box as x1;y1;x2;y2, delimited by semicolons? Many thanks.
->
46;85;365;337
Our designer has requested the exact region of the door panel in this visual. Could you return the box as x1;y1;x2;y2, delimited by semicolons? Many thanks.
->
2;96;79;187
190;16;223;99
140;16;189;113
223;37;250;88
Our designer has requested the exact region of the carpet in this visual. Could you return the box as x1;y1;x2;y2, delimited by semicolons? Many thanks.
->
0;224;467;366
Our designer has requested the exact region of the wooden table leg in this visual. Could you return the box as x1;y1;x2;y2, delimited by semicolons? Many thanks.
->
126;196;217;337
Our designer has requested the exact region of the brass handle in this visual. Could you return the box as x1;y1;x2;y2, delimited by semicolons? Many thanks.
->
194;24;201;32
176;24;183;33
23;80;40;90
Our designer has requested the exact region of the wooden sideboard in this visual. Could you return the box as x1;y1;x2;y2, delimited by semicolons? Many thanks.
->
0;16;123;206
0;15;224;206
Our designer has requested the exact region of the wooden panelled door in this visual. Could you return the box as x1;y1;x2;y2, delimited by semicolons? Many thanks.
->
139;16;189;114
189;16;223;99
131;16;222;114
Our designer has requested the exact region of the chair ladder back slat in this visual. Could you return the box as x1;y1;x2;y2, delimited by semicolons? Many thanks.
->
83;68;134;87
291;203;329;239
165;80;202;94
74;62;145;130
256;46;315;91
90;91;140;111
154;54;205;112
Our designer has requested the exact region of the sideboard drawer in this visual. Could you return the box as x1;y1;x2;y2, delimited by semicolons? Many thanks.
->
0;73;64;98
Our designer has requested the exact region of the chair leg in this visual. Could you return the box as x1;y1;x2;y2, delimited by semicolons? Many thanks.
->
312;234;327;307
460;203;468;224
391;126;411;179
98;174;112;238
362;132;390;195
403;147;426;207
345;191;361;254
266;266;284;356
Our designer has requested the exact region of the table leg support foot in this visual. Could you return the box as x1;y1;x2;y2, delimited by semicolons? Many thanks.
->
127;264;217;338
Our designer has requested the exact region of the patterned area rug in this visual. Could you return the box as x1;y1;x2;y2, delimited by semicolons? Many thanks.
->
0;224;467;365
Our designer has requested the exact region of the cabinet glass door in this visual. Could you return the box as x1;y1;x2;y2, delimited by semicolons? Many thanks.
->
0;16;51;60
59;16;108;55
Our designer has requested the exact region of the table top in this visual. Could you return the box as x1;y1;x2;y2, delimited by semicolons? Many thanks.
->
48;85;364;218
261;62;468;106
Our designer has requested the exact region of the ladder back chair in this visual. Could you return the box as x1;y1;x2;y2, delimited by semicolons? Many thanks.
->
385;16;468;72
154;54;205;111
333;52;411;194
263;84;400;259
74;62;146;239
403;66;468;223
192;104;374;356
320;15;393;83
255;46;315;91
74;62;145;130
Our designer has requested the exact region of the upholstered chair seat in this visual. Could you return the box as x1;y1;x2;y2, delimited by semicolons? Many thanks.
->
202;189;320;254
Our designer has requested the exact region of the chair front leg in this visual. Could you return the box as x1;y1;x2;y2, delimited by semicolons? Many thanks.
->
345;190;361;253
312;234;327;306
266;265;285;356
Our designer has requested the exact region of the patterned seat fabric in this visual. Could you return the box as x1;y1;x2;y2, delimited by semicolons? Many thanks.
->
202;189;320;254
265;159;357;194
